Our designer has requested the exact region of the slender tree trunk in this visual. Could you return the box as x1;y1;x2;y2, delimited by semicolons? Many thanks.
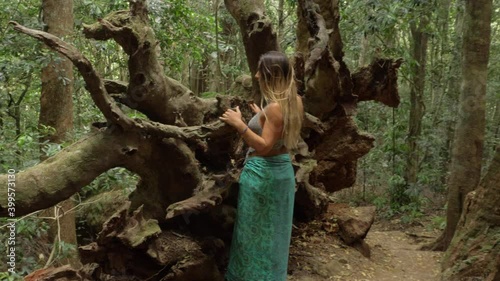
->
277;0;285;46
490;98;500;155
13;106;21;138
440;0;465;186
39;0;79;268
212;0;225;92
416;0;458;189
0;103;3;138
441;0;491;251
358;34;370;68
358;1;376;68
403;3;430;200
429;0;451;113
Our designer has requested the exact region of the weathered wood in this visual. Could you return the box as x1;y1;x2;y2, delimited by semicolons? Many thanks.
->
294;159;329;221
8;22;231;143
224;0;279;101
79;202;225;280
297;0;356;119
165;171;238;220
310;117;375;192
352;58;403;107
25;265;81;281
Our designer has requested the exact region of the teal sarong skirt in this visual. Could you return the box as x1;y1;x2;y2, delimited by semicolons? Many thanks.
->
226;154;295;281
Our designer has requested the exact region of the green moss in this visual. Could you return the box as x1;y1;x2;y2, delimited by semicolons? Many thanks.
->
200;92;220;98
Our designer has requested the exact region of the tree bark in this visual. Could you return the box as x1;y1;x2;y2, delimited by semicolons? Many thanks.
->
39;0;78;267
224;0;279;102
438;0;464;188
40;0;74;144
277;0;285;46
295;0;401;196
440;0;492;251
405;2;430;191
441;147;499;280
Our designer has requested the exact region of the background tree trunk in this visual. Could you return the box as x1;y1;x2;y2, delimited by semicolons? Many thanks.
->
40;1;74;144
440;0;492;251
440;0;465;188
39;0;79;268
277;0;285;46
403;1;431;200
441;147;499;280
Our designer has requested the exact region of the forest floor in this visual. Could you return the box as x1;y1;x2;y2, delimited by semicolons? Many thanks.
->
287;206;444;281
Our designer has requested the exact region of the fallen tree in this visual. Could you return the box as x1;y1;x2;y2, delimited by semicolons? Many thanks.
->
2;0;402;279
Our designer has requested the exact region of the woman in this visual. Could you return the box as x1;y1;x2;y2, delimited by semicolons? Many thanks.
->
219;51;304;281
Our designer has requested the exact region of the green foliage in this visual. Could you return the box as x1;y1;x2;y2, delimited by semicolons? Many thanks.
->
399;202;425;223
49;240;78;265
74;0;128;20
372;195;389;211
264;0;298;51
79;167;138;200
388;175;411;206
0;272;22;281
200;91;219;99
0;217;50;274
429;215;446;231
354;100;435;222
0;123;69;173
149;0;217;78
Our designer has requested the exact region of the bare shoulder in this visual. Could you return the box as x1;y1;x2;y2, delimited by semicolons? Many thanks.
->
264;103;284;123
265;102;281;113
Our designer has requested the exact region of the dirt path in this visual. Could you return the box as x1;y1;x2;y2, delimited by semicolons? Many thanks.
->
362;229;442;280
288;222;443;281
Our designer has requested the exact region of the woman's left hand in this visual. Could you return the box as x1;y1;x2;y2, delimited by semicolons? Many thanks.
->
219;106;244;128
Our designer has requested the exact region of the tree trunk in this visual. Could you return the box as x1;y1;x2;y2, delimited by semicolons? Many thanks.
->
0;103;3;138
441;0;491;251
211;0;224;93
404;3;430;194
277;0;285;46
39;0;79;268
224;0;279;102
428;0;451;116
40;0;74;144
441;147;499;280
440;0;465;188
358;34;370;68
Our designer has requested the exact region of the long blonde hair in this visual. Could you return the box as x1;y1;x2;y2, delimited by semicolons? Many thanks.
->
257;51;303;149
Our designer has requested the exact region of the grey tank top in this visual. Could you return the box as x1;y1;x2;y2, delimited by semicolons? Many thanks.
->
246;112;285;156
